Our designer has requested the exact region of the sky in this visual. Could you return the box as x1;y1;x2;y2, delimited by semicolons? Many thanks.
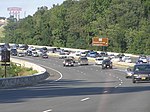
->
0;0;65;18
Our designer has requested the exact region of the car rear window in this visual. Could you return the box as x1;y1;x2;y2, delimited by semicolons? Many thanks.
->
134;65;150;72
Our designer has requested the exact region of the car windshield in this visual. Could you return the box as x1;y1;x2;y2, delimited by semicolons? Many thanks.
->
80;57;87;60
65;59;72;62
103;59;111;62
134;64;150;72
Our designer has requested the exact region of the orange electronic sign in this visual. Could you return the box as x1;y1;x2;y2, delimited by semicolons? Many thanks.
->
92;37;108;46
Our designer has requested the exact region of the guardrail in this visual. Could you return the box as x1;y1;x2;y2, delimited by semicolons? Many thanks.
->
0;58;49;89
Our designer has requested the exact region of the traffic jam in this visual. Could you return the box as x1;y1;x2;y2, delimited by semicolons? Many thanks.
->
1;43;150;83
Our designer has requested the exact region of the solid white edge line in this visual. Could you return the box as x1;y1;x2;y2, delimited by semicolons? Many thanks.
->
43;109;52;112
39;64;63;82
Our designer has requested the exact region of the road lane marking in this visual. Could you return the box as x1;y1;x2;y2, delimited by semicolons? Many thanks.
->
81;97;90;102
103;91;108;93
39;64;63;82
43;109;52;112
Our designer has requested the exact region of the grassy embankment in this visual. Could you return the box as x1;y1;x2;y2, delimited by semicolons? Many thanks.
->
0;63;38;78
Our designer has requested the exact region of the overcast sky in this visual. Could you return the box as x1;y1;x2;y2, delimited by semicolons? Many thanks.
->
0;0;65;18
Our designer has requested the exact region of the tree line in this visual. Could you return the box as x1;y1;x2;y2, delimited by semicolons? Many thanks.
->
2;0;150;55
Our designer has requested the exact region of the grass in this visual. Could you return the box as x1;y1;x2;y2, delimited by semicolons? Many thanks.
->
0;63;38;78
0;25;5;38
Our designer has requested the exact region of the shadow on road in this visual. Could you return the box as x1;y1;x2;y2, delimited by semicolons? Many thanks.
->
0;79;150;103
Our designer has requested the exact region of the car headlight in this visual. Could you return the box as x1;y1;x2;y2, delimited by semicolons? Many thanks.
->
133;74;139;77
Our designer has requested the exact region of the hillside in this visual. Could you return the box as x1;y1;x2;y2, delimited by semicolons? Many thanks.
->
3;0;150;55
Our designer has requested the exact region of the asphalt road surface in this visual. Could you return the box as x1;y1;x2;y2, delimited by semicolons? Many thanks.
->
0;56;150;112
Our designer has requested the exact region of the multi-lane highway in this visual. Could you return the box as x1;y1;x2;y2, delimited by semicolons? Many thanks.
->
0;56;150;112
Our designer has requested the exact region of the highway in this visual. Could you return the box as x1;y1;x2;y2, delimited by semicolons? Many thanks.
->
0;56;150;112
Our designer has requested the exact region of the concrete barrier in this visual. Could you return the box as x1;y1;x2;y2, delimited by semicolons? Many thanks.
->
0;58;49;89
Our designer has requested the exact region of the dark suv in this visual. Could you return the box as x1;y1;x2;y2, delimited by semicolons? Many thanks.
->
63;58;75;67
101;59;113;69
128;64;150;83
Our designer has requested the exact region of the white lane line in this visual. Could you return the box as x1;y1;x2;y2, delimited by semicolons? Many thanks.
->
39;64;63;82
103;91;108;93
81;97;90;102
43;109;52;112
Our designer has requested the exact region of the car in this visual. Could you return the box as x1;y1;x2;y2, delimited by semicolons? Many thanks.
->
80;51;87;57
138;57;148;63
87;51;99;58
17;52;25;57
127;64;150;83
32;51;39;57
126;67;134;78
41;53;48;58
101;59;113;69
122;56;132;63
95;57;104;65
10;48;18;56
78;57;88;65
111;56;121;62
59;52;68;59
26;50;32;56
63;58;75;67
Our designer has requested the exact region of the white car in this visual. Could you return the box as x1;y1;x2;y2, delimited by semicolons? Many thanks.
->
139;57;148;63
111;57;120;62
18;52;25;57
95;57;104;65
59;52;68;59
32;51;39;57
122;56;132;63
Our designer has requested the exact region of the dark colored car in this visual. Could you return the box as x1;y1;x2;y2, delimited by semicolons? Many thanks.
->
63;58;74;67
10;48;17;56
42;53;48;58
128;64;150;83
26;50;32;56
101;59;113;69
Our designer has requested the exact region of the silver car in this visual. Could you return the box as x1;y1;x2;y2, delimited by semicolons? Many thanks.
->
78;57;88;65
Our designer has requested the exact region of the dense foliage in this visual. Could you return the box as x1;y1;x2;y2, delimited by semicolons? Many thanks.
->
2;0;150;54
0;63;37;78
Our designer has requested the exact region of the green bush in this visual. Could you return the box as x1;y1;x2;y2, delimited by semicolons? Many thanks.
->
0;62;38;78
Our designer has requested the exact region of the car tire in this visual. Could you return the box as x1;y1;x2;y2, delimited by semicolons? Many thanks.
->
102;67;105;69
133;79;136;83
126;76;129;78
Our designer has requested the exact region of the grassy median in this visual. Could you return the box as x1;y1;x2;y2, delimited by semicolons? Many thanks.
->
0;62;38;78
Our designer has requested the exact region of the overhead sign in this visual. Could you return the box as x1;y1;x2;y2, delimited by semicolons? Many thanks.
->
92;37;108;46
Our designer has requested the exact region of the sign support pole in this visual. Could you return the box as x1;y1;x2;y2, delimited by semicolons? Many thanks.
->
4;61;7;78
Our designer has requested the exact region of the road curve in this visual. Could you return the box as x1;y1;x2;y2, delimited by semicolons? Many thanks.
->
0;56;150;112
